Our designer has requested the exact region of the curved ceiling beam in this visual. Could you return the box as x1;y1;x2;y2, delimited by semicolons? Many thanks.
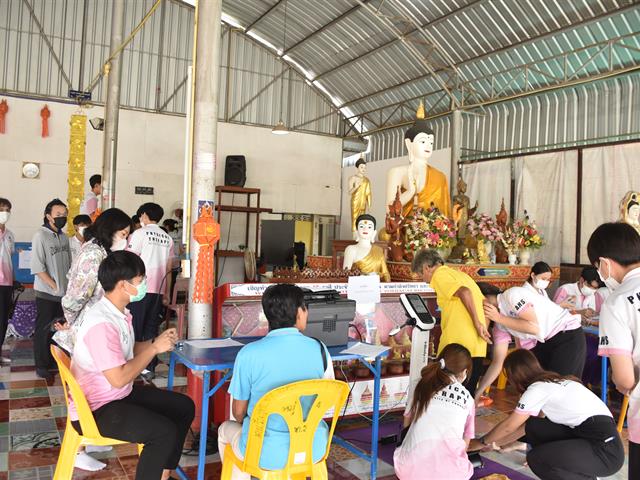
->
340;2;639;110
245;0;284;33
351;0;461;108
282;1;371;56
312;0;482;82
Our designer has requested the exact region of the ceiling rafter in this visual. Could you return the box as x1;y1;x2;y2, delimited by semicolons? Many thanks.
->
312;0;483;82
338;2;639;111
245;0;285;33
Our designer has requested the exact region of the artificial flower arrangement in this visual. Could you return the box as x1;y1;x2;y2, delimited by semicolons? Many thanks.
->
467;212;503;243
404;206;457;253
500;225;519;254
513;211;544;249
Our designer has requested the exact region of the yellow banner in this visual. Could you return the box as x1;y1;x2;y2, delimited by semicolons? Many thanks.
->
67;114;86;237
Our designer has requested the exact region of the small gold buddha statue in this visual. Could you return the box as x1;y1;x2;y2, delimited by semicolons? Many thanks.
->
348;156;372;234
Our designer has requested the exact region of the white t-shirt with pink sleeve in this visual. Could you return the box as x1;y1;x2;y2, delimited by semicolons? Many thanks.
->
492;287;581;347
394;381;474;480
69;297;135;421
0;228;14;287
598;267;640;443
514;380;611;427
127;224;174;294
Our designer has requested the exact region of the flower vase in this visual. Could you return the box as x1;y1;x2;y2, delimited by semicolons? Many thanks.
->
437;246;452;262
477;239;491;263
519;248;531;265
508;252;518;265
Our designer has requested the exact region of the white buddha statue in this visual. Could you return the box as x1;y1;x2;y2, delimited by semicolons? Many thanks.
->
385;102;450;219
620;191;640;235
343;214;390;282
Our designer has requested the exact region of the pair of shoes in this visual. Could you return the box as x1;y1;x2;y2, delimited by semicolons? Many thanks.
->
36;368;53;380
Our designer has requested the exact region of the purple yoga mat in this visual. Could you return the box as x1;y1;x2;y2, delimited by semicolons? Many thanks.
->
335;421;534;480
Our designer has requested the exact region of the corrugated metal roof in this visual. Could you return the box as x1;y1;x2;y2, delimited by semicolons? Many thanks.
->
221;0;639;134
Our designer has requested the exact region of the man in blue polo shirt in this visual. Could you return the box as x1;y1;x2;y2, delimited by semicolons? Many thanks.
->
218;284;333;477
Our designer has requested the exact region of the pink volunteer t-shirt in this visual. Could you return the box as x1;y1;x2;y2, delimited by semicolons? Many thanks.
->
69;298;134;420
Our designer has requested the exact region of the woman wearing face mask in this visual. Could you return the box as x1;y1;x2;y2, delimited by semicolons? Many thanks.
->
53;208;131;472
476;282;586;405
553;266;605;324
394;344;475;480
587;222;640;480
524;261;552;297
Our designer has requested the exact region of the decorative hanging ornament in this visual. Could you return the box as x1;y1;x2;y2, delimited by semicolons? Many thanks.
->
0;99;8;134
192;202;220;304
40;105;51;137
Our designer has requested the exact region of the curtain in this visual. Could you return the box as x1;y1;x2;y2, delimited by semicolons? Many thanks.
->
514;151;578;265
580;142;640;263
461;158;512;219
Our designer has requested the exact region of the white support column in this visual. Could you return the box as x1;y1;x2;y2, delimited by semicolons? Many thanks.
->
101;0;125;209
450;109;463;195
188;0;222;339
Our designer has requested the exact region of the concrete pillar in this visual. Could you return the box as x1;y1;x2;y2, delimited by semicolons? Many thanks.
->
450;109;462;195
101;0;125;209
188;0;222;339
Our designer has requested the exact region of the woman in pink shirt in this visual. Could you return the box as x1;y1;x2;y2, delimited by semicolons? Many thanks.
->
394;344;475;480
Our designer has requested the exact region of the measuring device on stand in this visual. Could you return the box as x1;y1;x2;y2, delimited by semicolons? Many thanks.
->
390;294;436;402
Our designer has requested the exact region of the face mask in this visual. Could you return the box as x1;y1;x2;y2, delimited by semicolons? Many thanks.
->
78;226;87;237
53;216;67;230
0;212;9;224
111;236;127;251
534;278;550;290
127;278;147;303
598;259;621;292
580;285;596;297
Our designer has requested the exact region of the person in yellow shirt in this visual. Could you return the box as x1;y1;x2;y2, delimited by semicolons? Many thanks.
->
412;249;491;396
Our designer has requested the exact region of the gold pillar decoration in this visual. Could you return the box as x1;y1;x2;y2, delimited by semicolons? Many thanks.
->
67;114;87;236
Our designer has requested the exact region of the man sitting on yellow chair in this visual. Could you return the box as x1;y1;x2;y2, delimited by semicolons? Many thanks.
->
218;284;334;478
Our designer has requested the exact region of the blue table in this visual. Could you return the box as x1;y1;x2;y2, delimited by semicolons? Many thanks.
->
584;326;609;404
167;338;389;480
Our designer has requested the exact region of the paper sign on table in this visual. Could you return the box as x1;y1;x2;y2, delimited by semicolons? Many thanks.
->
347;274;381;304
184;338;243;349
340;342;390;358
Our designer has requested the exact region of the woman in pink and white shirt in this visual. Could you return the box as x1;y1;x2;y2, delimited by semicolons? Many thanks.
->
394;343;475;480
471;349;623;480
0;198;14;364
476;283;585;403
588;222;640;479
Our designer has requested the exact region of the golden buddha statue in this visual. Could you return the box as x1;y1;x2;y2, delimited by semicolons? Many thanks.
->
348;156;372;233
343;214;391;282
620;191;640;235
452;176;477;242
385;101;451;219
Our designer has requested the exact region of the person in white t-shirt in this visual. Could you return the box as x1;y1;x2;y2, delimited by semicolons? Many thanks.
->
394;343;475;480
0;198;15;364
470;349;624;480
79;174;102;217
553;266;605;322
523;261;552;298
587;221;640;479
127;203;174;378
476;283;586;403
69;214;92;263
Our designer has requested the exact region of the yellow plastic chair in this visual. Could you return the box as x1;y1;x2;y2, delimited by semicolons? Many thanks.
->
221;379;349;480
51;346;143;480
618;395;629;433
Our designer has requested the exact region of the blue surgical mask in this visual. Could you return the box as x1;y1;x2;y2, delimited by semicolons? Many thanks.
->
127;278;147;303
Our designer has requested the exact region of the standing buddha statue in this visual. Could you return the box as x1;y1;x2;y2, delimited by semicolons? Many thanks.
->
348;157;372;234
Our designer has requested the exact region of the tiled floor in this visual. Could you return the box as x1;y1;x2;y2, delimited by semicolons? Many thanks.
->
1;338;630;479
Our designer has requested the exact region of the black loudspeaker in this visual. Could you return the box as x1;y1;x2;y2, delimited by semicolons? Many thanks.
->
224;155;246;187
